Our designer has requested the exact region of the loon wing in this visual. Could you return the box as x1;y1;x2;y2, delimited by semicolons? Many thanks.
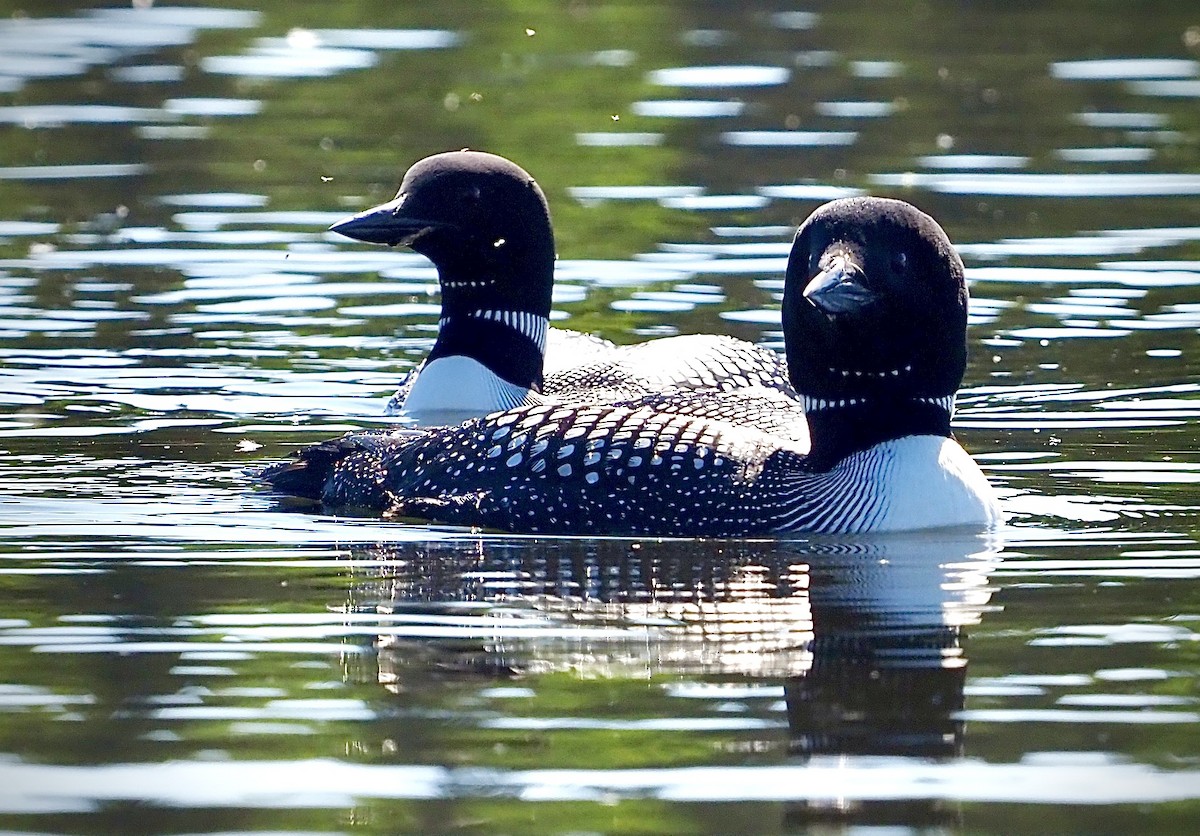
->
257;428;424;504
542;327;619;373
546;334;793;401
610;386;809;449
384;366;421;415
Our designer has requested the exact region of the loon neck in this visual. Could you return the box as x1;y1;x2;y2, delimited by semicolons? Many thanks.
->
802;394;955;471
428;309;549;391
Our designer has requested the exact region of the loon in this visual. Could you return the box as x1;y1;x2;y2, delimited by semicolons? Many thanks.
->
261;196;1003;536
330;149;793;426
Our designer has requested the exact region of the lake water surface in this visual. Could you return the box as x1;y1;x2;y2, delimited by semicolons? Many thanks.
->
1;1;1199;833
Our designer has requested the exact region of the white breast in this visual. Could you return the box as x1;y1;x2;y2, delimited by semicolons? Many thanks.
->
400;356;540;426
870;435;1004;532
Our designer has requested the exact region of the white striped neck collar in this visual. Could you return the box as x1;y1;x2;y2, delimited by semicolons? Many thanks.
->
427;309;549;391
800;393;957;471
800;393;956;418
439;309;549;355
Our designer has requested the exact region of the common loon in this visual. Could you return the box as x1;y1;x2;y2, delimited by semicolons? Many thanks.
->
330;149;793;426
262;196;1003;536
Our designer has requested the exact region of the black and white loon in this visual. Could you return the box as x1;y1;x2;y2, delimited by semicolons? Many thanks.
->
330;150;794;426
262;196;1003;536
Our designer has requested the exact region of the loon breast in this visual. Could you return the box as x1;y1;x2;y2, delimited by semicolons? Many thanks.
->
872;436;1005;531
398;355;542;426
775;435;1003;534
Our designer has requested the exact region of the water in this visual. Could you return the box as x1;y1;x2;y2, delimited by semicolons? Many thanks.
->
1;1;1199;832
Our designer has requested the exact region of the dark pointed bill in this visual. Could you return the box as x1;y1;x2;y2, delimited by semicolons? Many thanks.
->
330;195;447;246
802;255;876;316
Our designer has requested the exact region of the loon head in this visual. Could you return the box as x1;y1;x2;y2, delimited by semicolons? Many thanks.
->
332;151;556;397
782;196;968;411
330;150;555;317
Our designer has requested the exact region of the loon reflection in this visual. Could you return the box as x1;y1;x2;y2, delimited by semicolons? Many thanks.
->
342;532;1000;765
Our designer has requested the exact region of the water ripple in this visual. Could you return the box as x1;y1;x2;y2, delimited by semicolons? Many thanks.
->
1057;147;1155;163
1074;111;1168;128
647;66;790;87
851;60;903;78
575;132;664;147
3;758;1197;810
721;130;857;147
1128;79;1200;97
306;28;461;50
631;100;745;118
0;6;258;92
0;105;176;127
202;43;377;78
815;100;895;118
0;164;147;181
1051;58;1199;80
872;172;1200;197
162;98;263;117
757;183;865;200
967;266;1200;287
919;154;1029;170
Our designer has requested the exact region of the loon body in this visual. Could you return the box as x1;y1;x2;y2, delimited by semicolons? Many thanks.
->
330;150;794;426
264;197;1002;535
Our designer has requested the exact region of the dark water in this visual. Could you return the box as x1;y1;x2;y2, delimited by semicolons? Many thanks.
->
1;1;1199;833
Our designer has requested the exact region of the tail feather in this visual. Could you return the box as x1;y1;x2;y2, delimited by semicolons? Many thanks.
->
256;436;368;501
256;428;428;504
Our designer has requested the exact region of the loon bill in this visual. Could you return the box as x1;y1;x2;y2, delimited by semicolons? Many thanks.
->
329;149;797;427
262;196;1003;536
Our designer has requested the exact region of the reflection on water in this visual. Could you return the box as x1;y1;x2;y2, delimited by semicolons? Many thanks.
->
0;0;1199;832
360;533;995;683
873;171;1200;196
1;532;1004;818
3;530;1199;822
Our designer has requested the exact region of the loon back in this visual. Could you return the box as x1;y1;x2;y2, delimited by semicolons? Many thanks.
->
544;333;793;400
386;331;794;429
262;400;995;536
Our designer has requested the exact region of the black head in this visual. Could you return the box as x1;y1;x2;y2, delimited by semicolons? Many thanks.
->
331;150;555;315
782;196;968;404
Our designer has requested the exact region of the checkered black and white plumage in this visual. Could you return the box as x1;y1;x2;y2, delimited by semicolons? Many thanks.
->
266;398;994;535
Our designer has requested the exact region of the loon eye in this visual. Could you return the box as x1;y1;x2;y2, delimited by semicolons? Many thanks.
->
891;251;909;273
